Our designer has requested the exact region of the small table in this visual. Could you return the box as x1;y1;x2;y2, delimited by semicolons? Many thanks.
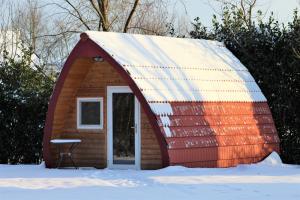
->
50;139;81;169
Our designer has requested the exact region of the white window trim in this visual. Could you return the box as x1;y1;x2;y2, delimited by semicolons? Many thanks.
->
77;97;103;130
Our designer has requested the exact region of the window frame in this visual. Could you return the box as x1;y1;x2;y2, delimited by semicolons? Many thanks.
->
77;97;104;130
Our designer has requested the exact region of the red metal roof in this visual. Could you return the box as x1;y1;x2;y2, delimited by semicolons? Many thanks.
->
156;102;279;167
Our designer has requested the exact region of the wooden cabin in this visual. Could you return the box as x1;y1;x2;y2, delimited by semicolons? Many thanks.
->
43;31;280;169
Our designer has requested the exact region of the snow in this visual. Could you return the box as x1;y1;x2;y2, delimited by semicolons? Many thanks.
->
149;103;173;115
163;127;172;137
85;31;267;104
159;116;171;126
257;152;283;166
1;152;300;200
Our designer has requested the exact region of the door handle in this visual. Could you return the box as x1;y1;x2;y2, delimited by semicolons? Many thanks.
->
131;124;137;129
131;124;137;134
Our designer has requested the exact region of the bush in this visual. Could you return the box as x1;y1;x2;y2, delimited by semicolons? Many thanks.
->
0;47;56;164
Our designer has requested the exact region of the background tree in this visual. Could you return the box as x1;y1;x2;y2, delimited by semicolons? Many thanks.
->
0;45;56;164
45;0;174;34
35;0;184;67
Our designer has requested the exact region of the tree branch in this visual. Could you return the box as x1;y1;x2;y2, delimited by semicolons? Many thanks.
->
64;0;91;30
127;26;166;35
34;30;80;39
88;0;105;31
98;0;109;31
123;0;140;33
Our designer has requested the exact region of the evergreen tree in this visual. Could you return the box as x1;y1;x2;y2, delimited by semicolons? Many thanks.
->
0;46;56;164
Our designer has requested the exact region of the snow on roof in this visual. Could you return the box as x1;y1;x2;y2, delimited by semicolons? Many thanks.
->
85;31;266;104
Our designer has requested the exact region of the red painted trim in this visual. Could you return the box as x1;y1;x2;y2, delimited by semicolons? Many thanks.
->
43;34;170;168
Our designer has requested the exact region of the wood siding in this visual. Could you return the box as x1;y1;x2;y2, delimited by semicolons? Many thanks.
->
50;57;162;169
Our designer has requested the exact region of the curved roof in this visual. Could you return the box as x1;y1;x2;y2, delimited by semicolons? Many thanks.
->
85;31;278;167
43;31;279;168
86;31;266;107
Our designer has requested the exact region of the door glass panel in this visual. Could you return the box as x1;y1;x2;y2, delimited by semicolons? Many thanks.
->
113;93;135;165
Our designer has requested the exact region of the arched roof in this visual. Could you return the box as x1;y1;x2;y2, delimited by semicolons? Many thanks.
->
84;31;279;167
43;31;279;168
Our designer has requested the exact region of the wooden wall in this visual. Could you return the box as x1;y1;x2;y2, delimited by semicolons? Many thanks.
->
50;57;162;169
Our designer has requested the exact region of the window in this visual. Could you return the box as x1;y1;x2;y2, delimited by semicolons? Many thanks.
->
77;97;103;129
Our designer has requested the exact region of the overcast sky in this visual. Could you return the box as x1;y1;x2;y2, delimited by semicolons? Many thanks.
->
174;0;300;26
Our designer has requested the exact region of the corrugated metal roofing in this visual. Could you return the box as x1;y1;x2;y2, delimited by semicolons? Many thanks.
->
84;32;279;168
159;102;279;167
85;31;267;105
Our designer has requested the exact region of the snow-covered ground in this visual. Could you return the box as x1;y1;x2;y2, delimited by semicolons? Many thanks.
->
0;153;299;200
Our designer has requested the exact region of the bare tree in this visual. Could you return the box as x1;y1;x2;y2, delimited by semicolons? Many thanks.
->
31;0;182;67
0;0;59;79
12;0;45;53
123;0;140;32
0;1;23;59
2;0;188;68
44;0;175;34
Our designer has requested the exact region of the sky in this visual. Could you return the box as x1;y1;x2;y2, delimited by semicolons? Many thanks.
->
173;0;300;27
1;0;299;31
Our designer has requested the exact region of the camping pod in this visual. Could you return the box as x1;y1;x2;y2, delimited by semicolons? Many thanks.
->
43;31;280;169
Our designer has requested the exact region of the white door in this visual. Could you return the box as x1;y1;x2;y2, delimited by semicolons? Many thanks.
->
107;86;141;169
